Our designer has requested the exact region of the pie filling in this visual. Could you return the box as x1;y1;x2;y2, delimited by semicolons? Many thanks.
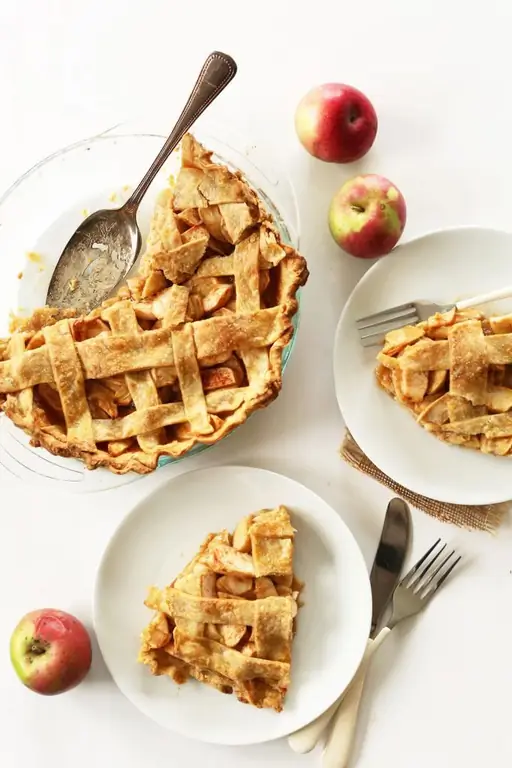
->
0;135;308;473
376;308;512;455
138;506;303;712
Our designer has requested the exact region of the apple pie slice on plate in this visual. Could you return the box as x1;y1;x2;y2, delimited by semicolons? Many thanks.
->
139;506;302;712
333;226;512;504
93;466;371;745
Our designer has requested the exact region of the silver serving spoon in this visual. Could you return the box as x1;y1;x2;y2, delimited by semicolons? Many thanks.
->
46;51;237;313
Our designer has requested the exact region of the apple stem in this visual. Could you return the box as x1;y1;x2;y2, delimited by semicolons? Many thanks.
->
351;204;365;214
29;639;48;656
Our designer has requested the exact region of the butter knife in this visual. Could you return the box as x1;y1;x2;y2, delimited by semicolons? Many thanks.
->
322;497;411;767
288;497;410;755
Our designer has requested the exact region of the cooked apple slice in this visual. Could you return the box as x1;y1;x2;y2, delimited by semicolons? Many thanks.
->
216;574;253;596
217;624;247;648
255;576;278;599
191;277;233;314
232;515;253;553
200;545;254;576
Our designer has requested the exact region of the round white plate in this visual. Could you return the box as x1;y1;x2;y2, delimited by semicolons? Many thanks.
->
334;226;512;505
93;465;371;746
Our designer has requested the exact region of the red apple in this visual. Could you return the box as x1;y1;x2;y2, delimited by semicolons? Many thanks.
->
10;609;92;695
328;174;406;258
295;83;378;163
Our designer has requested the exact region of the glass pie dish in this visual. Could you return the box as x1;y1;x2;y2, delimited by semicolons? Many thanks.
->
0;118;301;491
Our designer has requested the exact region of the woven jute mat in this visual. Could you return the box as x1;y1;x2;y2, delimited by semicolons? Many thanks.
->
340;431;509;532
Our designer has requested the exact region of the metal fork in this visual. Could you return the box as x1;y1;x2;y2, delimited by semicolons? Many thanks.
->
322;539;461;768
356;285;512;347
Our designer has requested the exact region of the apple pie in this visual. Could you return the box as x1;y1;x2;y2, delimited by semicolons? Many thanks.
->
0;134;308;473
376;308;512;455
139;506;303;712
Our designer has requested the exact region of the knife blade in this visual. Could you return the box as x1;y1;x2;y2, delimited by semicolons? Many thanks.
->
369;497;411;637
320;498;411;767
288;497;410;755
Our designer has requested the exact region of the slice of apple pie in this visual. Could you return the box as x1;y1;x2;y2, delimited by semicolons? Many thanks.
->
138;506;303;712
375;308;512;455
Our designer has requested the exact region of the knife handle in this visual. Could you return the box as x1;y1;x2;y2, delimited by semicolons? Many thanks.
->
322;629;390;768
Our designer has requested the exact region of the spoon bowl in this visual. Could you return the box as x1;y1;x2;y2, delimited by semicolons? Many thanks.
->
45;51;237;314
45;205;141;312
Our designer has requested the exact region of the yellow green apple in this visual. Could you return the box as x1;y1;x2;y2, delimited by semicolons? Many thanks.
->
10;608;92;695
328;174;406;258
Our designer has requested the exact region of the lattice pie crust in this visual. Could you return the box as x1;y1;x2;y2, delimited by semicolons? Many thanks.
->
139;506;302;712
376;308;512;455
0;135;308;473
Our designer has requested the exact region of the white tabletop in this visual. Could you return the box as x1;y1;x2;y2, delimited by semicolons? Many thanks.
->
2;2;512;766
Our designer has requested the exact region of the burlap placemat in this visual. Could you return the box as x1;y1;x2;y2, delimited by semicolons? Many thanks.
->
340;431;509;532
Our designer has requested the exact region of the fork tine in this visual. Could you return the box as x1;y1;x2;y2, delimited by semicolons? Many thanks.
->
410;543;447;591
418;550;455;593
356;302;417;329
426;554;462;597
358;313;420;339
358;314;421;345
357;314;420;336
400;538;441;586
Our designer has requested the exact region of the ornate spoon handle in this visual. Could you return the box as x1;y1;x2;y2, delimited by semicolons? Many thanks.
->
125;51;237;210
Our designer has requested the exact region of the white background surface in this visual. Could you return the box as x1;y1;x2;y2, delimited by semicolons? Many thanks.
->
1;2;512;767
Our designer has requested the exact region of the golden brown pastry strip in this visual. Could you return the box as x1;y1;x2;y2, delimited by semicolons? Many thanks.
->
234;235;260;314
194;253;276;280
92;388;248;441
6;334;33;426
43;322;95;452
252;600;293;663
234;233;269;387
150;236;209;283
442;412;512;438
172;324;212;435
397;333;512;373
160;589;296;625
173;630;290;687
173;167;248;210
449;321;488;405
103;302;164;452
139;189;182;275
250;507;295;537
0;308;287;393
162;284;189;328
251;537;294;577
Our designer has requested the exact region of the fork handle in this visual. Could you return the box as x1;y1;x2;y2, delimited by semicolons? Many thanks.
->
322;628;390;768
456;285;512;311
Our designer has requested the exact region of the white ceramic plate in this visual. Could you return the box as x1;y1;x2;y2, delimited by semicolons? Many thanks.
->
93;465;371;746
334;226;512;505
